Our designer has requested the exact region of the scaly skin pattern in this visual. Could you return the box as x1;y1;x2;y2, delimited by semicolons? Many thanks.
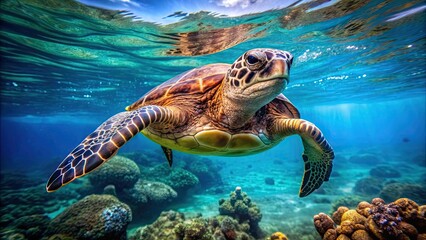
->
46;48;334;197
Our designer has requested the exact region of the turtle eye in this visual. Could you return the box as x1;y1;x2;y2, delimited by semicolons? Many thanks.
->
247;55;259;64
245;51;266;70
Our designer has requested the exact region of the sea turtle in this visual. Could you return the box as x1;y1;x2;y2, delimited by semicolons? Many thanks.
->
46;48;334;197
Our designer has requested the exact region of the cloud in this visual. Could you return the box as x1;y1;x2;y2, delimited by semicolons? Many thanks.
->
214;0;260;9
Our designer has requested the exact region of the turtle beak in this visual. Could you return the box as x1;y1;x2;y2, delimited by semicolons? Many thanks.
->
261;58;290;86
282;60;291;85
287;58;293;82
282;52;293;84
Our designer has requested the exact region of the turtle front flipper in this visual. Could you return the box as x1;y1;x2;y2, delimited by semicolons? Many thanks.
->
46;105;183;192
273;118;334;197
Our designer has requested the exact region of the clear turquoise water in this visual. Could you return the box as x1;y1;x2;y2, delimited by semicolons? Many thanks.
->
1;0;425;239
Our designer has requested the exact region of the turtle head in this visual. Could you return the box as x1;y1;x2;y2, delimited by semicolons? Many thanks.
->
224;48;293;105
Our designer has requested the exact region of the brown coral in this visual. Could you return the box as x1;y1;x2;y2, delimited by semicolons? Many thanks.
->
351;230;373;240
332;207;349;225
394;198;419;222
341;210;366;225
314;213;335;237
399;222;418;239
336;234;350;240
323;229;337;240
356;201;372;218
269;232;288;240
314;198;426;240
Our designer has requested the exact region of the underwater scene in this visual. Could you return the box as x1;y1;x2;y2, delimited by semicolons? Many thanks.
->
1;0;425;239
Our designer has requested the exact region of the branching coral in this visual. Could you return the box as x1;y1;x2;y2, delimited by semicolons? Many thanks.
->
218;187;263;238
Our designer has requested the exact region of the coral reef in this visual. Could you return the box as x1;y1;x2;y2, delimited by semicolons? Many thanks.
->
121;152;223;192
130;210;256;240
167;167;200;192
130;187;267;240
0;173;80;230
412;154;426;167
331;195;365;212
218;187;263;238
122;150;163;167
348;154;383;166
122;179;177;206
130;211;185;240
103;184;117;196
268;232;288;240
88;155;140;189
264;177;275;185
0;172;82;239
175;217;212;240
379;182;426;204
314;198;426;240
0;172;43;190
352;177;383;196
0;214;50;240
141;163;199;193
369;166;401;179
45;194;132;240
183;156;223;189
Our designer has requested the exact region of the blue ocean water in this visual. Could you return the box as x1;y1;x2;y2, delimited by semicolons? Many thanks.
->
1;0;425;239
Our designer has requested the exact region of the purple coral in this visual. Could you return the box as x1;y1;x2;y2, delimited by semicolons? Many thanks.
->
369;199;403;238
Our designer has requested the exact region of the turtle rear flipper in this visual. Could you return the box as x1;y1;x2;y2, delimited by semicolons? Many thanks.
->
46;105;183;192
161;146;173;167
273;118;334;197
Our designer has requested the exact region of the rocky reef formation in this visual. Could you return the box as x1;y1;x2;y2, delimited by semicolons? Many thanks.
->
412;154;426;167
1;214;50;240
131;215;288;240
123;180;177;204
0;172;80;239
183;156;223;189
130;210;257;240
330;196;365;212
369;166;401;179
379;183;426;204
130;187;265;240
91;152;223;196
76;153;224;222
348;154;383;166
88;155;140;189
80;155;181;219
264;177;275;185
314;198;426;240
352;177;383;196
45;194;132;240
141;163;199;193
124;150;224;191
268;232;289;240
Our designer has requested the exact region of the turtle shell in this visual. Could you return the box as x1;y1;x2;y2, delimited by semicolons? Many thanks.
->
126;64;229;111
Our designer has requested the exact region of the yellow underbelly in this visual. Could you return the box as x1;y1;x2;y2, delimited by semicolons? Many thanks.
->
141;129;277;156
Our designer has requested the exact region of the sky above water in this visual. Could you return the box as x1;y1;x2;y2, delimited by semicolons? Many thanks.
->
77;0;316;24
